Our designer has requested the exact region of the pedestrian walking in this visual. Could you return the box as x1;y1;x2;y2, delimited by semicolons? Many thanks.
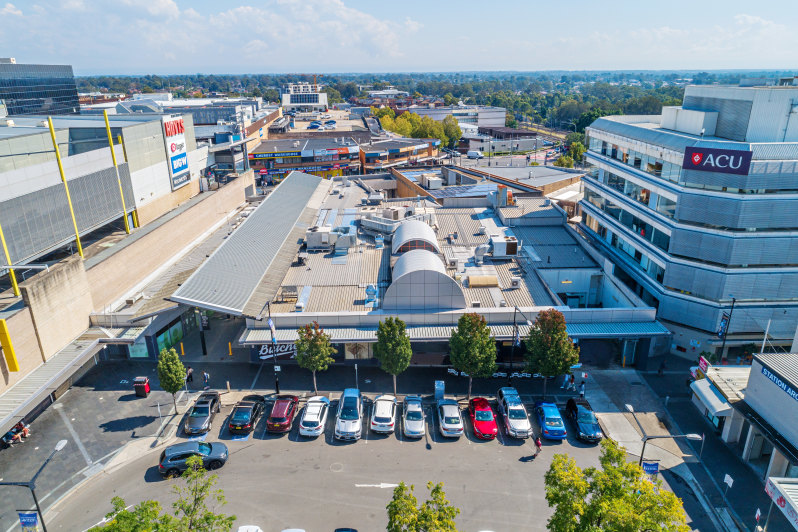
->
535;436;542;456
567;375;576;392
560;373;570;389
186;366;194;383
202;371;210;389
579;381;586;398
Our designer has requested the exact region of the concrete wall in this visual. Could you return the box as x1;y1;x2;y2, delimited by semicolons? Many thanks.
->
19;256;93;360
87;172;254;310
136;178;200;226
390;167;436;201
0;307;46;394
745;360;798;445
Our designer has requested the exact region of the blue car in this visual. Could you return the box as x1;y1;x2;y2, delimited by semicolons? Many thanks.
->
535;402;567;440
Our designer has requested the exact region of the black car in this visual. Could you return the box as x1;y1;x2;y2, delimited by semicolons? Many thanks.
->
158;441;229;478
228;395;266;434
184;391;221;435
565;398;603;443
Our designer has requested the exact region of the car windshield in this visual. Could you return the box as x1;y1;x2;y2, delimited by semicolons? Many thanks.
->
578;411;598;424
475;411;494;421
508;408;527;420
302;420;319;428
340;399;359;421
406;411;423;421
545;418;563;428
197;443;211;456
444;416;460;425
231;410;251;423
190;406;209;417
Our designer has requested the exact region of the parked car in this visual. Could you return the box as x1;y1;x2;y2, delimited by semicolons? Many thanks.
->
335;388;364;441
184;391;221;435
266;395;299;433
468;397;498;440
402;395;426;438
307;124;320;129
299;396;330;437
535;402;567;440
370;395;397;434
228;395;266;435
324;120;336;125
467;150;484;159
565;398;603;443
437;399;464;438
158;441;228;478
496;387;533;439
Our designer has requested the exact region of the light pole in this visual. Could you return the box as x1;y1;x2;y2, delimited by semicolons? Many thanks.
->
625;404;702;466
509;307;533;385
256;302;280;394
0;439;67;532
719;295;736;362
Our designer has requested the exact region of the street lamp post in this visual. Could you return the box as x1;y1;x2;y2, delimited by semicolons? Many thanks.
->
256;302;280;394
719;296;736;362
508;307;533;385
0;439;67;532
625;404;702;466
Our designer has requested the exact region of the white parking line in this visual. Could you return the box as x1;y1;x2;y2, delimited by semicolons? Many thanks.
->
249;361;265;391
55;406;92;466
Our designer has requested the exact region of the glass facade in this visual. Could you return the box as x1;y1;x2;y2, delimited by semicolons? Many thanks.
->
584;213;666;284
589;137;681;182
289;93;320;104
584;187;671;252
0;63;79;116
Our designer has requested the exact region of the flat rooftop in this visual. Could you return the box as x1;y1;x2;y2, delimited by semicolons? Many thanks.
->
477;165;584;188
251;136;359;153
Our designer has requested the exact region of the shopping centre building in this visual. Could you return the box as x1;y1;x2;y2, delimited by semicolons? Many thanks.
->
582;83;798;358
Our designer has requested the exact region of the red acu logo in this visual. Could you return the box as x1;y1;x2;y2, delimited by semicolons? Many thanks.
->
691;152;703;165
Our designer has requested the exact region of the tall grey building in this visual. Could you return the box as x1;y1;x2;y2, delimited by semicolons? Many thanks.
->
0;58;79;116
582;82;798;359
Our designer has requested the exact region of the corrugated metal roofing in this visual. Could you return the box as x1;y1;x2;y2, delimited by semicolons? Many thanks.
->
392;220;440;254
755;352;798;388
171;171;326;315
392;249;446;279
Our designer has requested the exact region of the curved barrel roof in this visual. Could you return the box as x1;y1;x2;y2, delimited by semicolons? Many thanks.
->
391;219;440;255
383;250;465;310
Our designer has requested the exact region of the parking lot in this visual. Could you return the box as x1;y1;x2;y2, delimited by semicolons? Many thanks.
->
53;392;603;531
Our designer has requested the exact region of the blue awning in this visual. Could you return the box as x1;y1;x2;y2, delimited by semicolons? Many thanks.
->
565;321;671;338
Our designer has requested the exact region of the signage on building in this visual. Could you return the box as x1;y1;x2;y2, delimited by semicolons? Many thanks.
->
258;343;297;360
765;478;798;529
682;147;753;176
761;365;798;404
698;355;709;373
251;151;301;159
161;115;191;190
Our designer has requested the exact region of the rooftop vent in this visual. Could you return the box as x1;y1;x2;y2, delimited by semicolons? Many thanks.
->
471;301;481;308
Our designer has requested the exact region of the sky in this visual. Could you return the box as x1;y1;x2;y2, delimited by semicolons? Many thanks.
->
0;0;797;75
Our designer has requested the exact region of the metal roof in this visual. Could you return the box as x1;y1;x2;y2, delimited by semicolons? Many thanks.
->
755;353;798;388
171;171;326;315
392;220;440;254
766;477;798;529
391;249;446;279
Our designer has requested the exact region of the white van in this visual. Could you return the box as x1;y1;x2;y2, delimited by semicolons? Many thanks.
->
467;150;484;159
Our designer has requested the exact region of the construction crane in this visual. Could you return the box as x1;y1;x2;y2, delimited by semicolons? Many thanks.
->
298;74;322;89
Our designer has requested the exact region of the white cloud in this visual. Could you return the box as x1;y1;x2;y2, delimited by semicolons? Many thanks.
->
0;3;22;16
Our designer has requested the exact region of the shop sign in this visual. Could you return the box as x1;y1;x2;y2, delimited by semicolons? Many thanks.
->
765;478;798;529
698;355;709;373
683;147;752;175
761;366;798;404
258;343;297;360
251;151;301;159
161;115;190;190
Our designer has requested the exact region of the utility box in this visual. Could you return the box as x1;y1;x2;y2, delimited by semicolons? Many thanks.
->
434;380;445;402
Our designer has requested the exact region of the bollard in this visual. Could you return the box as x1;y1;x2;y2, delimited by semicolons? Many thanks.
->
180;342;184;356
228;342;233;356
665;395;670;407
226;380;231;393
157;401;162;419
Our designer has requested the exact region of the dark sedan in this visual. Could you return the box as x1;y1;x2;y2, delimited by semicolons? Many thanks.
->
266;395;299;433
228;395;266;435
184;391;221;435
158;441;228;478
565;398;603;443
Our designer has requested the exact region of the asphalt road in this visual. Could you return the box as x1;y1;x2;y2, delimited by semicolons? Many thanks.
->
50;396;604;532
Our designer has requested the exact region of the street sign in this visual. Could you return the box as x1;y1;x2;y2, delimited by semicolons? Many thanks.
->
274;365;281;372
18;512;38;532
756;508;761;522
724;474;734;488
642;462;659;476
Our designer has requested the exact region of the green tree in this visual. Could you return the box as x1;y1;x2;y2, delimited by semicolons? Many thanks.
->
443;93;458;106
90;497;172;531
545;439;689;532
172;456;236;531
387;482;460;532
524;309;579;398
295;321;336;394
157;347;186;413
373;317;413;395
568;141;586;163
564;132;585;147
441;115;462;149
505;114;518;128
449;313;497;399
553;155;574;168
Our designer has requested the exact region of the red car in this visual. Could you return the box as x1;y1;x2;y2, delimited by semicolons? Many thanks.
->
468;397;498;440
266;395;299;433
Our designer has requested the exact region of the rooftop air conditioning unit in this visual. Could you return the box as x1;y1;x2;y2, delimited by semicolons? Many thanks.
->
477;226;487;235
295;301;305;312
510;276;522;288
447;257;457;268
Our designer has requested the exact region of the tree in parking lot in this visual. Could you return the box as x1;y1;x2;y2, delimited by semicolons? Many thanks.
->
157;347;186;414
524;309;579;399
295;321;336;395
544;439;689;532
91;456;235;532
387;481;460;532
374;317;413;395
449;313;497;400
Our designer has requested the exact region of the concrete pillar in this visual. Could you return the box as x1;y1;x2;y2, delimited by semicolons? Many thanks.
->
722;409;745;444
742;424;756;461
767;448;789;479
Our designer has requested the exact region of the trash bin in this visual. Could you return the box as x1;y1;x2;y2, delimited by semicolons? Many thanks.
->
133;376;150;397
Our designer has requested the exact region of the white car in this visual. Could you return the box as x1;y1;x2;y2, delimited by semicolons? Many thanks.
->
496;387;533;439
334;388;364;441
370;394;397;434
402;395;426;438
437;399;464;438
299;396;329;437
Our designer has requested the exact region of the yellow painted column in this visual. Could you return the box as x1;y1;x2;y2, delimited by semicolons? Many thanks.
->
47;117;84;258
103;110;130;234
0;318;19;372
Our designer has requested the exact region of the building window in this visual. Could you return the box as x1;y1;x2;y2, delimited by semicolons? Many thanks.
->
584;188;671;253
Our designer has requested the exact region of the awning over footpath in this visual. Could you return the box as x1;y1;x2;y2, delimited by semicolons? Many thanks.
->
240;320;671;345
690;378;732;417
765;477;798;531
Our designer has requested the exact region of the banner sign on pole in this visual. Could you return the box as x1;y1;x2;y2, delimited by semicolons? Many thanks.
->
18;512;38;532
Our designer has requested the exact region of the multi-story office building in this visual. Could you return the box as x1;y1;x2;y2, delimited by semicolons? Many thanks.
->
280;82;328;113
582;83;798;358
0;58;79;116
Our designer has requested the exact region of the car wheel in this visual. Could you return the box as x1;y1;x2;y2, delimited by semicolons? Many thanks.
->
207;460;223;470
166;469;180;479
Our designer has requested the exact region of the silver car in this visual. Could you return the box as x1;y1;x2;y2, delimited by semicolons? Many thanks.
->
299;396;330;437
402;395;425;438
497;387;533;439
184;391;221;435
334;388;363;441
437;399;464;438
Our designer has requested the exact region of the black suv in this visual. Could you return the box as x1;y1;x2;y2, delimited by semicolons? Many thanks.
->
565;398;603;443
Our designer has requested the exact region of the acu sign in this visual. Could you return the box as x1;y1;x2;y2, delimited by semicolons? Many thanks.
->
683;147;753;176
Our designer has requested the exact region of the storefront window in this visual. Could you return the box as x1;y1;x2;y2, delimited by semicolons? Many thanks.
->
129;338;150;358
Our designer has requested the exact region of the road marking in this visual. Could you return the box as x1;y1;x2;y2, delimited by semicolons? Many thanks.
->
55;406;92;466
250;361;265;391
355;483;398;489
